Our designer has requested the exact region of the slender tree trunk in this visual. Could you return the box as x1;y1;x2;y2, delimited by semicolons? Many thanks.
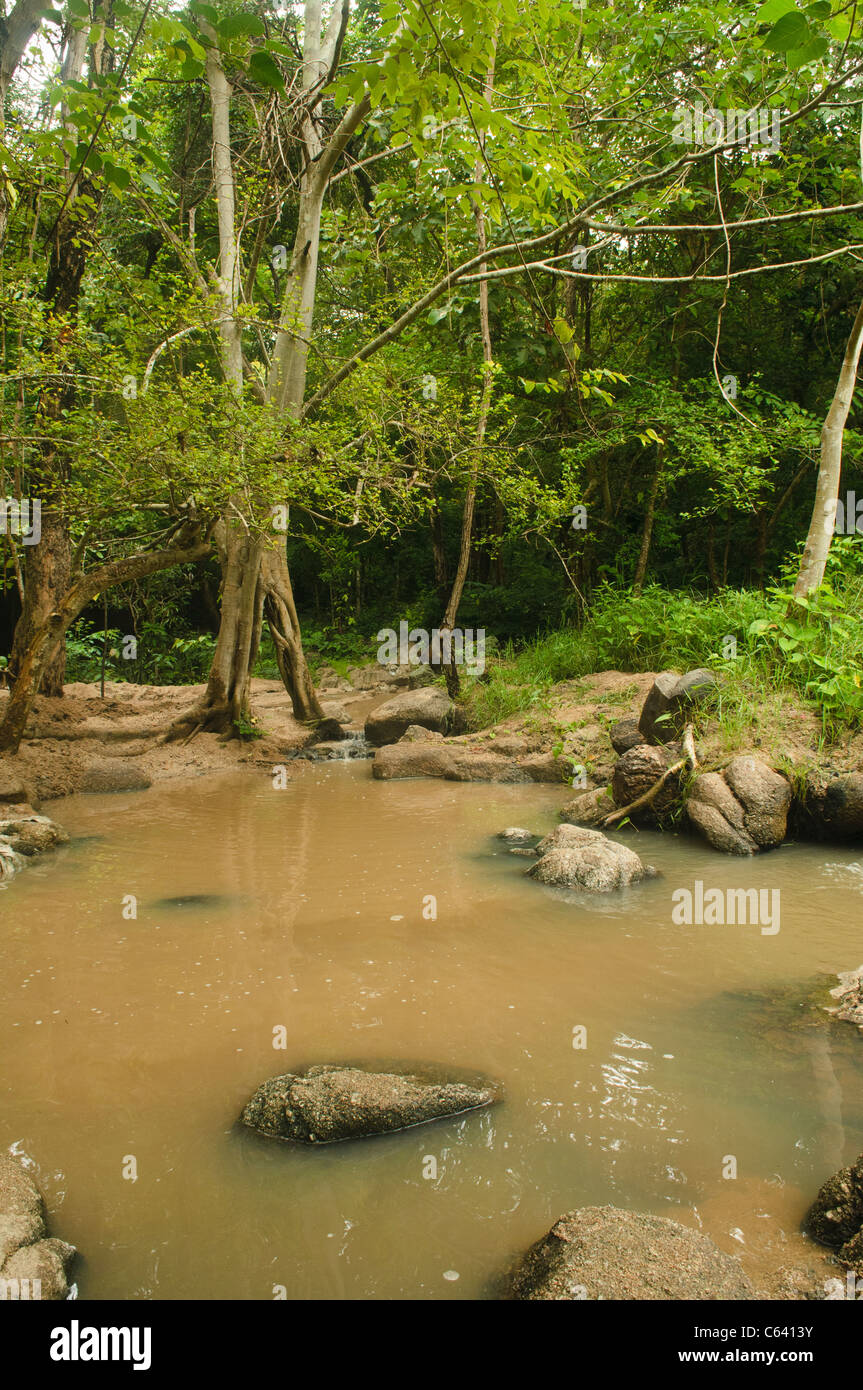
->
0;0;44;244
794;292;863;597
180;4;367;737
632;447;663;594
438;32;499;698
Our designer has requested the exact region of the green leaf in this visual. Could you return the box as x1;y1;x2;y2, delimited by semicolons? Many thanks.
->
756;0;798;21
787;34;829;65
218;14;266;39
103;161;130;191
763;11;810;49
248;50;285;92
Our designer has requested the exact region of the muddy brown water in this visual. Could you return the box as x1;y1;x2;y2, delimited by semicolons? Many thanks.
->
1;762;861;1299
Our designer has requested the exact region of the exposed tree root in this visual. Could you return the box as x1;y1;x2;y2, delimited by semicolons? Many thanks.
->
601;724;698;828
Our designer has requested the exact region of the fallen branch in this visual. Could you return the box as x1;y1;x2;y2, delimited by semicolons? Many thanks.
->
602;723;698;828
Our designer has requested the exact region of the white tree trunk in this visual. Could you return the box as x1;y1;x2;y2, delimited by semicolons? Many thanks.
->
794;294;863;597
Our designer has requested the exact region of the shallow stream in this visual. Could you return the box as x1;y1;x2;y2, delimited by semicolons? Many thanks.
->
1;763;861;1298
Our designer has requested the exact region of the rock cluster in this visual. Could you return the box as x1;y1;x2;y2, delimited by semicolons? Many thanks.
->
0;777;68;884
0;1156;76;1300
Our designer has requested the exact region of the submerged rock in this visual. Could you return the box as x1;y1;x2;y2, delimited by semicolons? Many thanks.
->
152;893;238;910
507;1206;754;1300
804;1152;863;1252
0;1156;76;1300
241;1064;500;1144
498;827;534;844
527;824;648;893
827;966;863;1034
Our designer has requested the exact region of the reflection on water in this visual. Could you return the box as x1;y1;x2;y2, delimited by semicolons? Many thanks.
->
0;763;861;1299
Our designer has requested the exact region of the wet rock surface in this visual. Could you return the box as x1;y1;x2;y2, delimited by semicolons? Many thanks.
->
0;1156;76;1300
507;1206;754;1300
804;1152;863;1256
827;966;863;1034
0;806;68;883
527;824;648;893
241;1064;500;1144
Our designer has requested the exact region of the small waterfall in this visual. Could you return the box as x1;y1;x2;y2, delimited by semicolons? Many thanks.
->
333;730;372;759
299;729;373;761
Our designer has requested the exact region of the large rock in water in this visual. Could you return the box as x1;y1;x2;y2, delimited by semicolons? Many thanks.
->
638;668;716;744
0;810;68;856
241;1065;499;1143
508;1206;754;1300
686;757;791;855
364;687;454;746
793;771;863;842
527;824;648;893
804;1152;863;1253
0;1156;76;1300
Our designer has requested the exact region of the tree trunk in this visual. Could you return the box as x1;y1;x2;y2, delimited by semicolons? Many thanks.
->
0;528;212;753
0;0;44;244
8;500;70;695
794;292;863;597
632;448;663;594
6;20;94;697
183;4;360;738
438;31;498;699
